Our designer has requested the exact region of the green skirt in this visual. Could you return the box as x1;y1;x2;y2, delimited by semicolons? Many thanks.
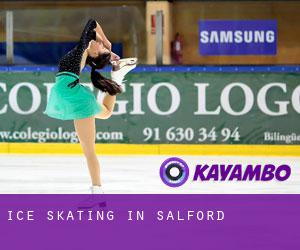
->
43;71;101;120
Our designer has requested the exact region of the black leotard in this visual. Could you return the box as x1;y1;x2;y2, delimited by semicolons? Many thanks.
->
57;19;97;76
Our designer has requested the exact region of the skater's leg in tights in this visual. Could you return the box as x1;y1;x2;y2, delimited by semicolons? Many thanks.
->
95;93;116;119
95;60;137;120
74;116;101;186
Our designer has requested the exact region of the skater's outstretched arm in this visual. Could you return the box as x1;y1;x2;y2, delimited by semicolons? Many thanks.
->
93;21;111;51
92;21;120;62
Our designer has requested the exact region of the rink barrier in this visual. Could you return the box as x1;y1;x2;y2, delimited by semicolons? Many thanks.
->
0;143;299;156
1;65;300;73
1;65;300;154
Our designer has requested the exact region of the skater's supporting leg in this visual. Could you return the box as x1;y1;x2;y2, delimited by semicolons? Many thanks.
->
73;116;101;186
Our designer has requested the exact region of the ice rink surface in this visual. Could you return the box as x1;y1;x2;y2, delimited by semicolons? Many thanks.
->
0;154;299;194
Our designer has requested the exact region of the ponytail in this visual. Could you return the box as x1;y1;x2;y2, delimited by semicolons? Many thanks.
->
90;67;122;96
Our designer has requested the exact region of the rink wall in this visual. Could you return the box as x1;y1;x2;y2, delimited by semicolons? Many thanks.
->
0;65;300;155
0;142;299;156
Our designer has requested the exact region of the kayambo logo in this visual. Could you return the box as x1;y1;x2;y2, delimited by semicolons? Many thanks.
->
160;157;291;187
159;157;190;187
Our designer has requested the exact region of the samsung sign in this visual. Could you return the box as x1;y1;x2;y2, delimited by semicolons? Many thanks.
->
199;20;277;55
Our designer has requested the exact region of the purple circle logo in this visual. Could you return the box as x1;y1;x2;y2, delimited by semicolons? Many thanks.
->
160;157;189;187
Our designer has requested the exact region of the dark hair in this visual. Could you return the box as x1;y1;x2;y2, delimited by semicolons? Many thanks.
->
86;53;122;95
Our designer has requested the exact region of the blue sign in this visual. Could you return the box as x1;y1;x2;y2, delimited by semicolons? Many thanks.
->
199;20;277;55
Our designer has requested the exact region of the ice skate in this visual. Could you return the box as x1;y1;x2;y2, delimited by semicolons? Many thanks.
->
77;186;107;209
111;57;137;91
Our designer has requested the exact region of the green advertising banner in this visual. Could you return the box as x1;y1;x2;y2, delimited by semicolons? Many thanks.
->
0;71;299;144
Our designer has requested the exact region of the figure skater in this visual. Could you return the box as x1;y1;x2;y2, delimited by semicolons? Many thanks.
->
43;18;137;194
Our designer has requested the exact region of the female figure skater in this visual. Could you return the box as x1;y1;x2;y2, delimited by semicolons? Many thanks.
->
43;18;137;194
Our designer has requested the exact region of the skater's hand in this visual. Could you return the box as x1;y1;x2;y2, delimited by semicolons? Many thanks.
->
111;52;121;70
111;52;120;62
